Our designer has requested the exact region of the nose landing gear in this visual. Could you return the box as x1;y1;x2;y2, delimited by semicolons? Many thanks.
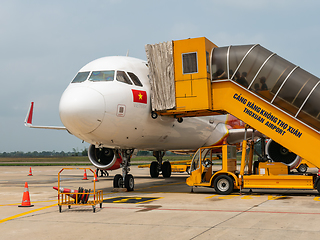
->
113;149;134;191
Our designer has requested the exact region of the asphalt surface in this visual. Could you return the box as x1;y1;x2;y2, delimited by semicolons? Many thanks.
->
1;166;320;239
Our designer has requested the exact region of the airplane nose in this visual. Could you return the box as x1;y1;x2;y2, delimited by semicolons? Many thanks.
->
59;86;105;134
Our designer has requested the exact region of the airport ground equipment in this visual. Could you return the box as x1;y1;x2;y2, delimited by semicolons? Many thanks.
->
145;37;320;171
186;143;320;194
296;159;317;173
56;168;103;212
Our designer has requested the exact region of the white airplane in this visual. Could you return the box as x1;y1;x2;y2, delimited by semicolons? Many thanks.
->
25;56;262;191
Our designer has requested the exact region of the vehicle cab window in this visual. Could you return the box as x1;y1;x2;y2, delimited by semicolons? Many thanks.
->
89;71;115;81
71;72;90;83
116;71;132;85
128;72;143;87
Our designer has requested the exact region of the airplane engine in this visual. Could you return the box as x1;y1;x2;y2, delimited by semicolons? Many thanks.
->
88;144;122;170
265;139;301;170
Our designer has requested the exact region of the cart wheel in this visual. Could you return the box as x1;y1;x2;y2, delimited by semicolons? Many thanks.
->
59;205;62;213
213;175;234;195
68;205;71;209
100;203;103;208
93;206;96;213
297;164;308;173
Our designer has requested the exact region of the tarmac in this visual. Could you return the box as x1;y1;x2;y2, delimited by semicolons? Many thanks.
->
1;165;320;240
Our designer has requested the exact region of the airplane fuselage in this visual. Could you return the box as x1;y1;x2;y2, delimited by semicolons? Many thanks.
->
59;56;230;151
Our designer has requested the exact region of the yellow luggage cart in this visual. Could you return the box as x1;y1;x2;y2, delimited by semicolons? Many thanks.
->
57;168;103;213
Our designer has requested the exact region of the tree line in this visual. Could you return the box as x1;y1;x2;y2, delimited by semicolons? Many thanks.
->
0;148;88;158
0;149;184;158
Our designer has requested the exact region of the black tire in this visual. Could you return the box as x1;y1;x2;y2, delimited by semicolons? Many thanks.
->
59;205;62;213
162;161;171;178
125;174;134;191
93;206;96;213
150;161;159;178
297;164;308;173
100;203;102;208
213;175;234;195
151;111;158;119
316;179;320;194
113;174;123;188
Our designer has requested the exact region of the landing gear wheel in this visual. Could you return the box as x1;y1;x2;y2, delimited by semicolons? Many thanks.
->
113;174;123;188
125;174;134;191
150;161;159;178
297;164;308;173
213;175;234;195
162;161;171;178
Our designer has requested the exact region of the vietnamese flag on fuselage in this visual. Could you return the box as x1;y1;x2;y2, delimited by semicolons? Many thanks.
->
132;89;147;104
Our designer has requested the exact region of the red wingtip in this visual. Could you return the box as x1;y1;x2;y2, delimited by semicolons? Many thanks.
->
26;102;34;124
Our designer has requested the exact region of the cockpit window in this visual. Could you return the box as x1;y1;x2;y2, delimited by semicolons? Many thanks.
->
89;71;114;81
128;72;143;87
72;72;90;83
116;71;132;85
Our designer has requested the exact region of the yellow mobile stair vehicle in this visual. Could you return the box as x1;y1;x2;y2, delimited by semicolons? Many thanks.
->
145;37;320;192
186;143;319;195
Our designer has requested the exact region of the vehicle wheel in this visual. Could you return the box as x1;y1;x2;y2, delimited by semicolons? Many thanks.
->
151;111;158;119
59;205;62;213
100;203;102;208
162;161;171;178
93;206;96;213
213;175;234;195
125;174;134;191
177;117;183;123
150;161;159;178
113;174;123;188
297;164;308;173
316;179;320;194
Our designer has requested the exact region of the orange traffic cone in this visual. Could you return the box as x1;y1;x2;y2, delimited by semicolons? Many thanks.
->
28;167;33;176
92;173;99;182
18;182;34;207
82;169;88;180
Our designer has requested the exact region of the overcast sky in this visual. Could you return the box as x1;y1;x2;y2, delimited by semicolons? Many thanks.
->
1;0;319;153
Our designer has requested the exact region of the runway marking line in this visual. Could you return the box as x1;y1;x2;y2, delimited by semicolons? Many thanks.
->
0;200;57;207
103;196;162;204
0;203;58;224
